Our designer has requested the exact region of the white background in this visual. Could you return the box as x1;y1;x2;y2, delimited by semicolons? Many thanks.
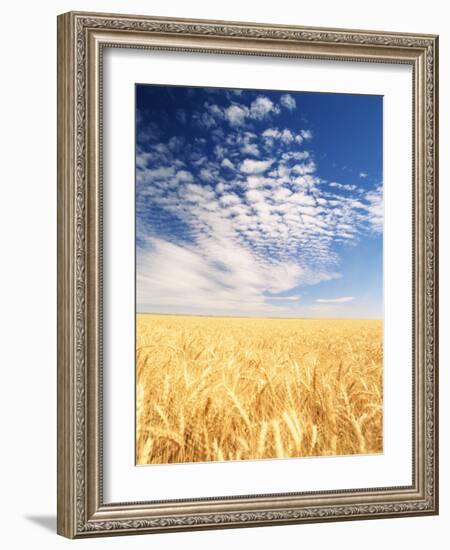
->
104;49;412;502
0;0;447;548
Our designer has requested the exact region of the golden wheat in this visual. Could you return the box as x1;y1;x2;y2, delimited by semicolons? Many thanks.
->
136;314;383;465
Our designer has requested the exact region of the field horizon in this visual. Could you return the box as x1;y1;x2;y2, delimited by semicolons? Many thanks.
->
136;311;383;322
136;314;383;466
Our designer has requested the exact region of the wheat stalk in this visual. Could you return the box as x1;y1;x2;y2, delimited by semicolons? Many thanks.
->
136;314;383;464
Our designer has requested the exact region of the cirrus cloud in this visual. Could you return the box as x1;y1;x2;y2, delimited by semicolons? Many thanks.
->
240;158;274;174
316;297;354;304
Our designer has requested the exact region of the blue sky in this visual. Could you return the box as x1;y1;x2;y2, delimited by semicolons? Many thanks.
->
136;85;383;319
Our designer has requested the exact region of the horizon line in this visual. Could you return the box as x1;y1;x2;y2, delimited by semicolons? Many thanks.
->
136;311;383;321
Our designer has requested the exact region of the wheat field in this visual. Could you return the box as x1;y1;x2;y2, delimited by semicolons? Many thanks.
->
136;314;383;465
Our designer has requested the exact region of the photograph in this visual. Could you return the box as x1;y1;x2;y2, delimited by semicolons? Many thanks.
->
135;84;384;466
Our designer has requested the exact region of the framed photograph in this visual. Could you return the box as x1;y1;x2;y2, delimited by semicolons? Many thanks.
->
57;11;439;538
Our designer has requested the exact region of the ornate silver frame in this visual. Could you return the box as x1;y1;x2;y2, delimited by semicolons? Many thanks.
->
57;11;439;538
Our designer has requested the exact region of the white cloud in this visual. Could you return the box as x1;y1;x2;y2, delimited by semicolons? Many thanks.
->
137;165;178;187
359;171;368;178
280;94;296;110
192;111;217;129
316;297;354;303
136;151;152;169
263;127;308;146
262;128;293;143
215;182;229;194
140;165;175;180
282;151;310;161
268;295;301;301
244;175;273;189
365;185;383;233
240;158;274;174
291;161;317;175
137;236;304;315
224;104;249;126
174;170;194;183
214;145;225;159
273;187;292;202
221;158;235;170
184;183;216;202
262;128;280;139
280;129;294;143
250;95;280;120
205;102;224;119
199;167;216;182
191;154;207;166
220;193;241;206
329;182;357;191
246;189;266;203
241;142;260;156
289;192;316;206
168;136;185;151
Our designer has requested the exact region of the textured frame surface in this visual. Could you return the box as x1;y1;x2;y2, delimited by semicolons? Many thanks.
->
57;11;438;539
